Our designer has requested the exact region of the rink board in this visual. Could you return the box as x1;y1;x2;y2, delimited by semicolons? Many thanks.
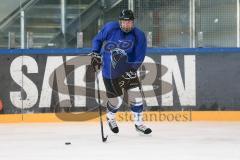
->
1;48;240;121
1;111;240;123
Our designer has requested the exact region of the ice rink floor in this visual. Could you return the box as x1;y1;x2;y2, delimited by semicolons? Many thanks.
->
0;122;239;160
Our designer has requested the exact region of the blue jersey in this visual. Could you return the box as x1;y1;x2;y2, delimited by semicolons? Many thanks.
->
92;21;146;79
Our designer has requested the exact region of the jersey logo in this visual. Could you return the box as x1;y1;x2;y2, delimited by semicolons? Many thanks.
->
104;40;133;52
110;48;128;68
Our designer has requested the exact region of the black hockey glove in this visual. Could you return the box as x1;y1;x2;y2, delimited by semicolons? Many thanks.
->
89;52;102;72
119;69;140;89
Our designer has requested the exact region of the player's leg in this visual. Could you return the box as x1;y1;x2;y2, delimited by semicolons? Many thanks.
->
106;96;123;133
103;78;123;133
128;87;152;134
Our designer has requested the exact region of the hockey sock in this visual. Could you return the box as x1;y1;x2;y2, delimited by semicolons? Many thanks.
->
131;104;144;126
106;101;119;119
106;101;119;133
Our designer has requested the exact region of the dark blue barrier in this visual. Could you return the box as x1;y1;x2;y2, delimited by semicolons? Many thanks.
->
1;47;240;55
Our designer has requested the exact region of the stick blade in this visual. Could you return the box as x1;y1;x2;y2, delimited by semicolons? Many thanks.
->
102;135;108;142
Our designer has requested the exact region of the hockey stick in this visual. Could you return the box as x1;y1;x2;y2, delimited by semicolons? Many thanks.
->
96;71;108;142
138;66;146;106
139;81;146;107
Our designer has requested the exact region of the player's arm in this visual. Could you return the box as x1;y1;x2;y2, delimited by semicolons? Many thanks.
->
90;26;108;71
130;30;147;72
92;26;108;53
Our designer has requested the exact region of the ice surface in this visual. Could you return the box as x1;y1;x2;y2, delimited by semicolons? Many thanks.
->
0;122;239;160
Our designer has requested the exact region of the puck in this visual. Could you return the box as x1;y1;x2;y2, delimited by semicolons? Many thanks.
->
65;142;71;145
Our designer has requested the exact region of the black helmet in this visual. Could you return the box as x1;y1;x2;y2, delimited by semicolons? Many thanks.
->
119;9;135;20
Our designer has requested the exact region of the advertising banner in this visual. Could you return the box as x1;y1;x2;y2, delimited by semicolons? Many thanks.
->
0;49;240;114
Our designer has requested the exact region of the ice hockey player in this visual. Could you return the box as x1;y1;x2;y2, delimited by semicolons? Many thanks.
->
90;9;152;134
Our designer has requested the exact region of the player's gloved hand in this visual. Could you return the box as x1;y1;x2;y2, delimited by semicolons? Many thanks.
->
119;69;140;89
89;52;102;72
